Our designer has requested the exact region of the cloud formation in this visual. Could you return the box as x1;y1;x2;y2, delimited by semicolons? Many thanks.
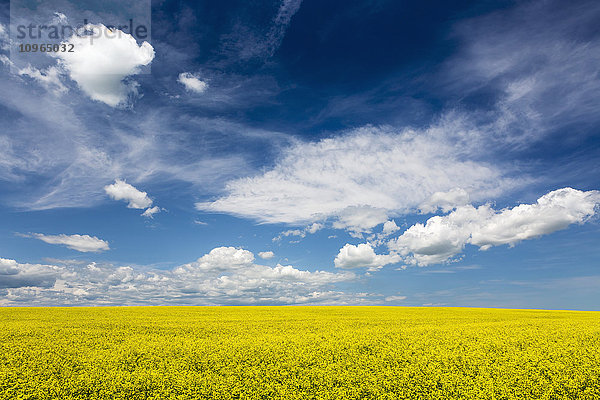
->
104;179;153;209
273;223;322;242
198;124;518;232
27;233;110;253
334;243;399;270
178;72;208;93
219;0;303;61
445;0;600;146
17;65;67;95
389;188;600;266
54;24;155;107
258;251;275;259
419;188;470;214
0;247;359;305
0;258;60;289
264;0;303;57
141;206;161;218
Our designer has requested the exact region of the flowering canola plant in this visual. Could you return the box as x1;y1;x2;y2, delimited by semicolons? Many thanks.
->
0;306;599;399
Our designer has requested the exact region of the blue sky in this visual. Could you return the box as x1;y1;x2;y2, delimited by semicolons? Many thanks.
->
0;0;599;308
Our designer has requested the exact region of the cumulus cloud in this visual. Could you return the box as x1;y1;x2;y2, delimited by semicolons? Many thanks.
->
389;188;600;266
54;24;155;107
258;251;275;259
469;188;600;249
390;206;489;266
27;233;110;253
382;220;400;235
0;247;360;305
334;243;400;270
197;125;518;232
0;258;60;289
104;179;153;209
178;72;208;93
177;247;256;273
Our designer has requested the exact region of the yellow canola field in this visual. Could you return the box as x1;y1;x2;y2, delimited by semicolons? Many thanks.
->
1;306;599;399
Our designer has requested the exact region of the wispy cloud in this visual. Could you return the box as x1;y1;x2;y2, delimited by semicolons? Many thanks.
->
218;0;303;62
443;0;600;148
17;65;67;95
198;122;522;230
264;0;303;57
23;233;110;253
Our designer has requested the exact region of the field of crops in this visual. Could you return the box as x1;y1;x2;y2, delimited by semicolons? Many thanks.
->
1;306;599;399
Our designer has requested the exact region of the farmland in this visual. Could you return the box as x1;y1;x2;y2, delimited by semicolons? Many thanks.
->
1;306;599;399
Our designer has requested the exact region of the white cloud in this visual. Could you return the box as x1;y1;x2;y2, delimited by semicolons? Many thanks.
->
28;233;110;253
365;219;400;247
332;206;389;236
306;222;322;234
141;206;160;218
176;247;256;273
104;179;153;209
258;251;275;259
54;24;155;107
382;220;399;235
419;188;470;214
197;125;518;232
389;188;600;266
178;72;208;93
0;258;60;289
390;206;489;266
385;295;407;302
273;222;323;242
0;247;360;305
469;187;600;250
334;243;400;270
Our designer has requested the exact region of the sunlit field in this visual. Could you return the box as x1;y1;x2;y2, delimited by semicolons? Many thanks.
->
1;306;599;399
